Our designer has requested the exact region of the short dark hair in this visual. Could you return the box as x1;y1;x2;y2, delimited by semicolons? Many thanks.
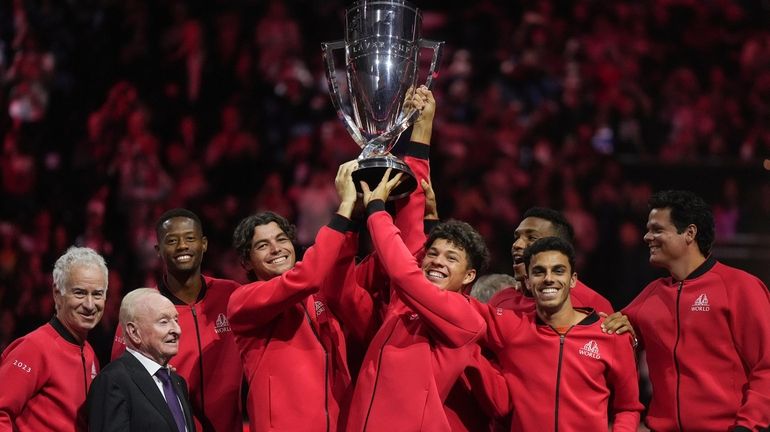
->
232;211;296;264
155;208;203;240
523;237;576;274
425;219;490;274
649;190;714;256
521;207;575;244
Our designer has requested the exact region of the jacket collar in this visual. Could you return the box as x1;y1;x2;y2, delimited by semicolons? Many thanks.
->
158;275;207;305
49;315;83;346
675;254;717;282
535;307;599;326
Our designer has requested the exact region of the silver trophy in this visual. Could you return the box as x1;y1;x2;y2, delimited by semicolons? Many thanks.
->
323;0;443;200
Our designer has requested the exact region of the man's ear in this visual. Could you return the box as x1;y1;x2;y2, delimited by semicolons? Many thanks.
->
462;268;477;286
684;224;698;245
154;243;160;256
125;322;141;345
569;272;577;289
202;236;208;254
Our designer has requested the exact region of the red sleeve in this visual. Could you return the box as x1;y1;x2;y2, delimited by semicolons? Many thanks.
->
730;275;770;429
320;229;377;343
367;209;485;347
0;336;48;429
227;222;348;332
110;325;126;361
469;298;526;353
607;332;643;432
394;144;430;255
463;344;511;418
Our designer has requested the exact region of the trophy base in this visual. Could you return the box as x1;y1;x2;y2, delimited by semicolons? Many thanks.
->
354;157;417;201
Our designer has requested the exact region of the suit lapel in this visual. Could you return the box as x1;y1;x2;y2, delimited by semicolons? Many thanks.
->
121;352;182;432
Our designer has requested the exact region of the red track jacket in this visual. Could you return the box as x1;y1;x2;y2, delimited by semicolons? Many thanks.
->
111;276;244;432
472;302;643;432
343;205;486;432
624;256;770;432
0;317;98;431
227;216;353;432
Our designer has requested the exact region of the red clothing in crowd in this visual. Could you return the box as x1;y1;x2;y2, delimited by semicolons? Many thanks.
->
489;281;614;314
227;216;353;432
472;302;643;432
343;204;486;431
0;317;99;431
111;276;244;432
624;256;770;432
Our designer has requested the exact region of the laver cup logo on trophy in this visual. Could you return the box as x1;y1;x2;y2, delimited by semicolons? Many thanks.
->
323;0;443;200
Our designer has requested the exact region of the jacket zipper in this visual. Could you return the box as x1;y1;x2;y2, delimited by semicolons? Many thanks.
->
80;345;88;395
191;305;206;420
552;326;575;432
363;321;398;432
674;281;684;431
301;302;330;432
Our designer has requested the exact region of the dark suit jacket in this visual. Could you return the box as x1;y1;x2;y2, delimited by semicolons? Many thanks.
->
87;351;195;432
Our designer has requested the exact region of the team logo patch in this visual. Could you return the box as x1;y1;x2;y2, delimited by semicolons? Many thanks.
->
579;340;601;359
691;293;710;312
409;313;420;321
214;313;231;334
314;300;326;316
114;335;125;345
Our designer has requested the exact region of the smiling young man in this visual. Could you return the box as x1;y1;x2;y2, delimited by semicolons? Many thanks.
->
0;246;107;431
340;169;487;431
471;237;642;432
489;207;614;315
602;190;770;432
227;161;359;432
89;288;195;432
111;208;244;432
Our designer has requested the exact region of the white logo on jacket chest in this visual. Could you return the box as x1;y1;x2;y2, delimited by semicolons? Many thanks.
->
579;340;601;359
214;313;232;334
314;300;326;316
691;293;710;312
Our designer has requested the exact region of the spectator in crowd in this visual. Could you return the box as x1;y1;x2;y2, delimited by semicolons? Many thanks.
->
88;288;195;432
0;246;107;431
603;190;770;431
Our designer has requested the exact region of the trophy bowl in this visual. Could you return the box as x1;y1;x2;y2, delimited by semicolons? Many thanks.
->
323;0;443;200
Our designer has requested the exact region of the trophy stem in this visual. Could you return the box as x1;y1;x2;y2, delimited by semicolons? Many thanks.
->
353;156;417;201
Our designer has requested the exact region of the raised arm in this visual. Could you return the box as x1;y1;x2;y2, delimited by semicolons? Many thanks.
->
227;215;351;331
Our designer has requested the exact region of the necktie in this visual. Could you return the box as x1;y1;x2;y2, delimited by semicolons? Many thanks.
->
155;368;186;432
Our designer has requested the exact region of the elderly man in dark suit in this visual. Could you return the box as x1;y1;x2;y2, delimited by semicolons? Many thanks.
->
88;288;195;432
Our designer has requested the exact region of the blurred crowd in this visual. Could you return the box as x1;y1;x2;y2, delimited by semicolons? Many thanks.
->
1;0;770;364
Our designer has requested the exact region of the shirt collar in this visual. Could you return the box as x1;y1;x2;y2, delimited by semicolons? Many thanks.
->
126;347;165;376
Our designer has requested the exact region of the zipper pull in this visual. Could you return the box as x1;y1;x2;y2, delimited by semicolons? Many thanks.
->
560;334;565;345
191;304;197;317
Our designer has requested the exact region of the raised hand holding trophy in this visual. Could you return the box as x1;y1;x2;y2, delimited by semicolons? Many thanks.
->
322;0;443;200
